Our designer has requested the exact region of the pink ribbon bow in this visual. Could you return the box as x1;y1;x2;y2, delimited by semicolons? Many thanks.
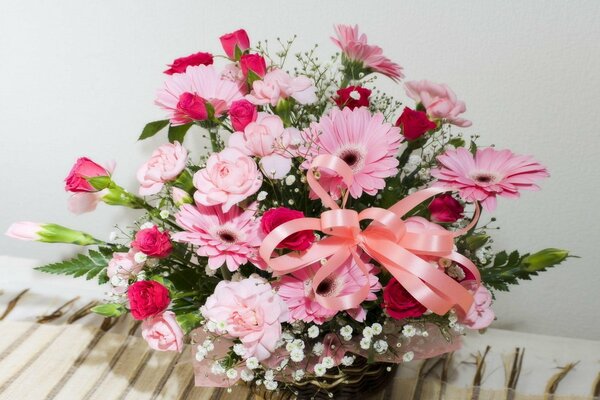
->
259;154;481;316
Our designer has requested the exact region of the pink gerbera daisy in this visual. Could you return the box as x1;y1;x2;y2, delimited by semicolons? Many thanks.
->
275;257;381;325
301;107;402;198
155;65;244;126
431;147;549;211
172;202;264;271
331;24;404;82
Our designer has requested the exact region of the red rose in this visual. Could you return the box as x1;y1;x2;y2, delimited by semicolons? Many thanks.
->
175;92;208;122
163;52;214;75
396;107;437;140
428;194;464;223
261;207;314;251
382;277;427;320
229;99;258;132
334;86;371;110
219;29;250;60
128;280;170;320
240;54;267;78
64;157;110;193
131;226;173;258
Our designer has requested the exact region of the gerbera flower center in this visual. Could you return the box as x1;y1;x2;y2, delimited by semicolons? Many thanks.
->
470;171;501;185
336;145;366;172
216;228;238;243
315;278;339;297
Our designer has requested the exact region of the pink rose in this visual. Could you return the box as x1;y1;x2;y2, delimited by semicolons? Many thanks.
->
240;54;267;78
201;278;289;361
229;99;257;132
164;52;214;75
131;226;173;258
174;92;208;125
246;69;317;106
260;207;314;251
107;251;143;294
142;311;184;352
219;29;250;60
193;148;263;212
137;142;188;196
64;157;111;193
460;282;495;329
405;80;472;127
428;194;464;223
228;113;293;179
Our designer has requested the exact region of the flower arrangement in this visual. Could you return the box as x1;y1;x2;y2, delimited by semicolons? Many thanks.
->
7;25;570;396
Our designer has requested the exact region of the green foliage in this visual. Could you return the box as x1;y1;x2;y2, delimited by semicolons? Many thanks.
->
138;119;169;140
91;303;126;317
480;248;570;291
35;247;115;284
175;311;203;334
168;123;193;143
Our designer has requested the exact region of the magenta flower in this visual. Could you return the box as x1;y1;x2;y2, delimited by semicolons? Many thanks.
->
301;107;401;198
173;203;264;271
331;24;404;81
276;257;381;325
431;147;549;211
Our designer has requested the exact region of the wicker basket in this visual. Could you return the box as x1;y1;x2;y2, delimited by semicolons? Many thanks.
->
252;357;397;400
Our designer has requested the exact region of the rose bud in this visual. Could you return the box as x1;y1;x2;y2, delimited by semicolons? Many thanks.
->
175;92;208;124
219;29;250;60
334;86;371;110
396;107;437;141
428;194;464;223
240;54;267;78
127;280;171;320
131;225;173;258
64;157;111;193
261;207;314;251
163;51;214;75
229;99;258;132
382;277;427;319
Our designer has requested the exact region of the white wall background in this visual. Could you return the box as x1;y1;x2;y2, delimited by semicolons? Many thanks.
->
1;1;599;339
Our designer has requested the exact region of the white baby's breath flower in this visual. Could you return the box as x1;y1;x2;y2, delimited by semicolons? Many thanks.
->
421;331;429;338
140;222;155;230
373;340;388;354
371;323;383;335
293;369;305;381
246;357;259;370
133;252;147;263
286;339;305;352
402;351;414;362
341;355;355;366
233;344;246;357
285;175;296;185
108;231;117;242
448;313;458;324
231;272;243;282
340;325;353;338
216;321;227;332
226;369;238;379
205;320;217;332
195;347;207;361
322;356;334;369
290;349;305;362
204;265;217;276
264;380;278;390
264;370;275;381
402;324;416;338
159;210;170;219
202;339;214;352
360;337;371;350
211;362;225;375
257;191;268;201
312;342;324;356
314;363;326;377
307;325;319;339
362;327;374;339
240;369;255;382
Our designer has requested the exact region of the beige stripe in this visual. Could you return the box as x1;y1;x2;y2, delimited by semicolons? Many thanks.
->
0;325;67;395
177;375;196;400
43;328;107;400
116;349;153;400
149;350;185;400
0;323;39;362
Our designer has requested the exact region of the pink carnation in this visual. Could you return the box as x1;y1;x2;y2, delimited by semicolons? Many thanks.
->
142;311;184;352
460;282;495;330
137;142;188;196
405;80;471;127
431;147;549;211
301;107;401;198
331;24;404;82
173;202;264;271
107;251;143;294
155;65;244;125
246;69;316;106
192;148;262;212
201;277;289;361
228;112;294;179
276;257;381;324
